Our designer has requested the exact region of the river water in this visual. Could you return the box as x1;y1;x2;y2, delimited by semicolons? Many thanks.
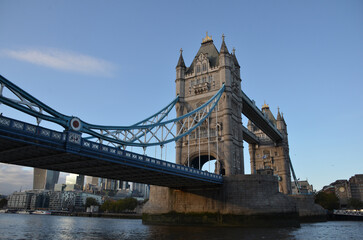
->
0;214;362;240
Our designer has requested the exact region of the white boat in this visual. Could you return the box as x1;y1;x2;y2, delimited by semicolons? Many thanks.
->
17;210;30;214
0;209;8;213
32;210;51;215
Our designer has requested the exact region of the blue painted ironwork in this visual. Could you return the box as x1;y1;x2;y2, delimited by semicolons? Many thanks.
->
0;75;225;147
0;74;72;128
0;115;223;187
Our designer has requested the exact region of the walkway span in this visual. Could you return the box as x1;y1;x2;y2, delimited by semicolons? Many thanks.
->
241;90;283;143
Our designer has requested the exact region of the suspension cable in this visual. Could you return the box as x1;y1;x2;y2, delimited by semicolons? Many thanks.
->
216;104;219;173
198;124;201;170
187;116;190;167
208;114;210;172
160;145;163;160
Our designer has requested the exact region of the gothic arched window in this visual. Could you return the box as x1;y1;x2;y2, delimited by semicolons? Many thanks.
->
202;63;207;72
196;65;201;73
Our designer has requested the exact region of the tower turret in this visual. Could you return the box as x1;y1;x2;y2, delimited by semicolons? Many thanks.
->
276;108;286;134
175;49;186;98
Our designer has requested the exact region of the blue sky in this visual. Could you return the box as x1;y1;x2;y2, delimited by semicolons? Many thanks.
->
0;0;362;195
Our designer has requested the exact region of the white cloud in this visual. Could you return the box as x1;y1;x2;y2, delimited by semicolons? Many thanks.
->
0;164;69;195
2;48;116;77
0;163;33;195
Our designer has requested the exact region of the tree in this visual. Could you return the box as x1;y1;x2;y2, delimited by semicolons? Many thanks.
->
100;199;113;212
85;197;99;208
0;198;7;208
315;191;339;210
348;198;363;210
100;198;138;213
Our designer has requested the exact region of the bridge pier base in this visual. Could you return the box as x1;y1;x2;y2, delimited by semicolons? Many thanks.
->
143;175;303;227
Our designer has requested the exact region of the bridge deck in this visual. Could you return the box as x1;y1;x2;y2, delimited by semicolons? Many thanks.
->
0;116;223;188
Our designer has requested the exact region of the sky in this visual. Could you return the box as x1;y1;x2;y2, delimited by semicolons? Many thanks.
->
0;0;362;195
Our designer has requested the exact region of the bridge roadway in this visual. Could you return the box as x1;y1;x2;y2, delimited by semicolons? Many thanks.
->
0;116;223;188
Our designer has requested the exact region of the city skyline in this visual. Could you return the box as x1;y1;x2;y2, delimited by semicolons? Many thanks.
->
0;0;362;195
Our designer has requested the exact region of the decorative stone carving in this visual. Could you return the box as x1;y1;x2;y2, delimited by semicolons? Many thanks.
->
193;82;209;94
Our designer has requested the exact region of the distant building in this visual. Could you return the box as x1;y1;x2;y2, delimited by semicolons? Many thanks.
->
292;180;314;195
65;174;84;190
54;184;66;192
49;191;76;211
331;180;351;207
33;168;59;190
91;177;99;186
349;174;363;202
76;175;85;189
84;183;101;194
48;191;102;211
75;192;102;207
29;191;50;210
131;182;149;199
64;184;82;191
7;192;33;209
321;175;363;208
7;190;50;210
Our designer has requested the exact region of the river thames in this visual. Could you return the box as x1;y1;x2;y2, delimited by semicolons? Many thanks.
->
0;214;362;240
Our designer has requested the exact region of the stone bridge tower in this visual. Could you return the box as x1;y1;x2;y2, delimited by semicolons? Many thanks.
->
175;33;244;175
248;104;292;194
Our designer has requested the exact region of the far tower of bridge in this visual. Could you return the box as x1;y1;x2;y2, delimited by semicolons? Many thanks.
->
175;33;244;175
248;104;292;194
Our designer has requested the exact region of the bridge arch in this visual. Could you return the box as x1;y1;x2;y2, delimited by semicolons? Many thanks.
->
183;152;226;175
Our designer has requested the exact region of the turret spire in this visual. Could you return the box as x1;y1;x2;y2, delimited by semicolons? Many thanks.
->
176;48;186;68
277;107;282;121
220;33;229;54
202;32;213;43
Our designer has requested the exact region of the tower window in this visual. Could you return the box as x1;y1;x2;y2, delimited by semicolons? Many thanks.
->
196;65;201;73
202;63;207;72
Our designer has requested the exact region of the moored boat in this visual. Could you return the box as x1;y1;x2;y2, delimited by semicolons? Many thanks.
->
32;210;51;215
17;210;30;214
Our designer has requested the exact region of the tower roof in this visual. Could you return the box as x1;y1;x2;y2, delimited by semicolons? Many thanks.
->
186;34;220;74
176;48;186;68
277;107;282;121
232;48;240;68
261;102;276;126
220;34;229;54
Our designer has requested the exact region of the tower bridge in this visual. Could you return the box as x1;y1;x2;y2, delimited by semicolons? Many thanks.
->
0;34;325;226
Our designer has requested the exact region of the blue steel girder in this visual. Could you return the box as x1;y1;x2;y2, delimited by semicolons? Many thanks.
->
0;115;223;187
0;75;72;128
0;75;225;148
80;85;224;147
241;90;283;143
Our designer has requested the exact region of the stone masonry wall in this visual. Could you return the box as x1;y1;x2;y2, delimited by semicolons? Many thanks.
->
144;175;297;215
